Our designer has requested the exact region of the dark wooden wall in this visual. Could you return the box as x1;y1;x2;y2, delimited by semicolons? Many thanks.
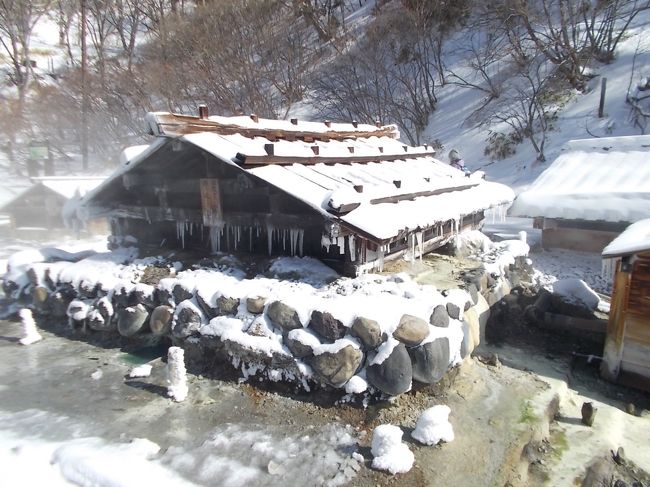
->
97;140;331;259
4;187;66;229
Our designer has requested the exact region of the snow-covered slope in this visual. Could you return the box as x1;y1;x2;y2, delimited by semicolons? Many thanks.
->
427;11;650;193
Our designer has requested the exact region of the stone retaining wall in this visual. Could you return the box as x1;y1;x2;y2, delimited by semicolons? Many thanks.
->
4;248;531;399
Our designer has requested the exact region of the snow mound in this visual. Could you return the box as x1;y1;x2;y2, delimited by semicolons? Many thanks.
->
129;364;153;378
167;347;188;402
345;375;368;394
51;437;194;487
370;425;414;475
201;316;289;357
551;278;600;310
269;256;339;285
411;405;454;446
19;308;43;345
455;230;492;257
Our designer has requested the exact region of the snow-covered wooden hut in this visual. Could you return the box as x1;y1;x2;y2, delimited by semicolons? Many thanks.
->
601;219;650;391
0;176;107;236
82;109;514;275
510;136;650;252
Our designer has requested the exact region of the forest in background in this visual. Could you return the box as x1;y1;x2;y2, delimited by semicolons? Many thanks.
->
0;0;648;174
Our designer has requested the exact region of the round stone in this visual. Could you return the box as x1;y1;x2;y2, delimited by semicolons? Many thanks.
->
366;342;413;396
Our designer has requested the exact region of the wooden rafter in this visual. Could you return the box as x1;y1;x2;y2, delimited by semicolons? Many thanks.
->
148;112;399;141
369;183;479;205
234;150;437;167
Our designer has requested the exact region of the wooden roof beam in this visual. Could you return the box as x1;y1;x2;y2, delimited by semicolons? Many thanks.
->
149;113;399;141
233;150;437;167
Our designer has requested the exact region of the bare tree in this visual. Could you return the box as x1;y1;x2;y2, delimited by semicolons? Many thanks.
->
294;0;344;42
86;0;116;88
625;38;650;133
480;47;557;162
0;0;52;129
312;7;441;144
583;0;650;63
56;0;77;66
447;21;509;101
143;0;318;118
110;0;143;72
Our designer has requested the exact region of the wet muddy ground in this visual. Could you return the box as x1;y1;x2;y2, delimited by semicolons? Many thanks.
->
2;301;649;487
1;316;550;487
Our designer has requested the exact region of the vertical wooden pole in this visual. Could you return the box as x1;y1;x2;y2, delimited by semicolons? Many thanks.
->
598;77;607;118
601;261;631;382
80;0;89;170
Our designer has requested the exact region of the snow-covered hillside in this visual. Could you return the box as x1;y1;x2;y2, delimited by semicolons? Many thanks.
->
2;1;650;197
428;9;650;192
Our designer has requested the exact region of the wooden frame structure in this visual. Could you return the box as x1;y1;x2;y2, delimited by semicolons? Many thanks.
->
84;110;512;276
533;217;629;253
601;241;650;391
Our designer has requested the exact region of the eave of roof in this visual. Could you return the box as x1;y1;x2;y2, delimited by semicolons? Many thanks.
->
602;218;650;258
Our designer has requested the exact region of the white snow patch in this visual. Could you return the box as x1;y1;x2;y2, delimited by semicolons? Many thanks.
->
287;328;322;349
411;405;455;446
370;425;414;475
552;278;600;311
52;437;195;487
370;336;400;366
67;299;90;322
167;347;188;402
313;337;360;356
345;375;368;394
455;230;492;257
19;308;43;345
201;316;289;357
602;218;650;258
269;256;339;285
129;364;153;378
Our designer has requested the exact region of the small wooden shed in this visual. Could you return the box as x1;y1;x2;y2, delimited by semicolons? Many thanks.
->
82;110;515;275
601;219;650;391
511;135;650;252
0;176;107;236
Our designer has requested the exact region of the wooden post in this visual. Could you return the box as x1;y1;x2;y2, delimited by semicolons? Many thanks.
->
598;77;607;118
198;104;209;119
601;260;631;382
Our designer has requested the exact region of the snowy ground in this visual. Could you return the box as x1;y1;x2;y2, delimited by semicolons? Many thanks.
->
484;217;611;295
0;320;361;487
0;234;108;276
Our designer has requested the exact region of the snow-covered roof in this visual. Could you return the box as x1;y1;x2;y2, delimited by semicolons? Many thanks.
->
602;218;650;258
145;111;398;138
34;177;106;200
511;135;650;223
185;132;513;239
85;114;515;242
119;144;151;166
1;176;105;211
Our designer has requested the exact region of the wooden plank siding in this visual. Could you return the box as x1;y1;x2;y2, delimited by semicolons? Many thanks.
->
199;179;223;226
602;252;650;390
536;218;629;253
